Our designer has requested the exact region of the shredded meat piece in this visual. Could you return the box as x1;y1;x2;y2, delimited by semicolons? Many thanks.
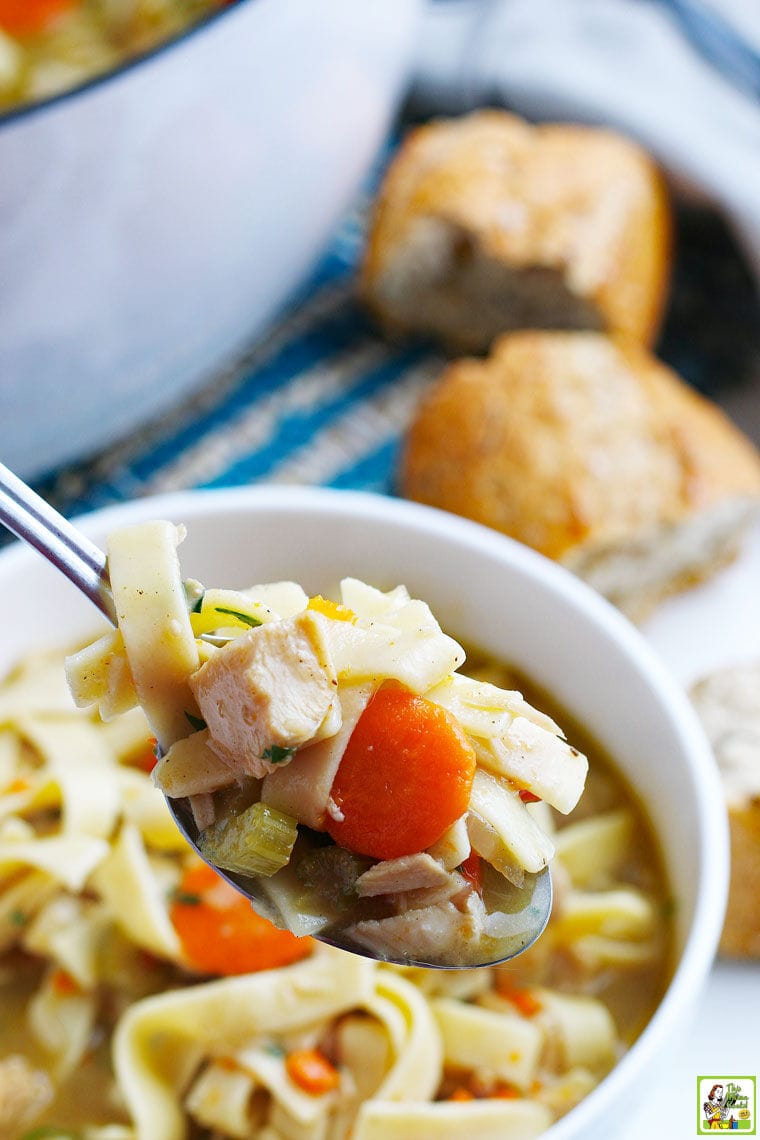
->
355;853;452;897
0;1054;54;1136
349;892;486;962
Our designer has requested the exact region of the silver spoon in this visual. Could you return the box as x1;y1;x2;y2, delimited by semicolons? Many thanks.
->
0;461;552;968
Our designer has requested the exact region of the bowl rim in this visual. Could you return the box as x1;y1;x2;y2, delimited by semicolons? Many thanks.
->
0;483;729;1134
0;0;248;130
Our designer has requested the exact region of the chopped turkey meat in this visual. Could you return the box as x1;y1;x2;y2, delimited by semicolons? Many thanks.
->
355;852;452;897
189;611;338;778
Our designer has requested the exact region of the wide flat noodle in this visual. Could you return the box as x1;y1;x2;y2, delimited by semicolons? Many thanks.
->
28;968;97;1080
0;869;59;953
553;809;634;886
152;730;236;799
431;997;542;1091
89;823;182;961
0;649;78;720
534;989;618;1072
0;833;108;891
425;673;562;737
364;971;442;1104
113;950;374;1140
116;767;190;853
98;704;154;760
319;580;466;693
66;628;139;720
184;1061;260;1137
230;1045;338;1129
354;1097;553;1140
23;894;111;989
553;887;657;943
107;522;200;751
18;715;121;839
0;727;22;786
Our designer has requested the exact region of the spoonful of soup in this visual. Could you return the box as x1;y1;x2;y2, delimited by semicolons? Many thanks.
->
0;462;587;968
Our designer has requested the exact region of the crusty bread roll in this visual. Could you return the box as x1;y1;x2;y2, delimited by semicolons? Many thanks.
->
361;110;671;352
690;663;760;959
400;330;760;620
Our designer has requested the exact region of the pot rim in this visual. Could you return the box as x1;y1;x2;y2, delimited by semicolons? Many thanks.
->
0;0;248;130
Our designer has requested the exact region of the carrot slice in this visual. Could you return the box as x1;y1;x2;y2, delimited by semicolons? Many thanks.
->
491;1083;521;1099
307;595;355;623
459;850;483;892
0;0;77;36
495;979;543;1017
51;967;80;996
131;737;158;774
326;685;476;860
285;1048;340;1095
170;863;312;976
5;777;30;794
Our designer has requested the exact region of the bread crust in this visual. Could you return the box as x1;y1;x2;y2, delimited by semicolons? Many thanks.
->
690;664;760;959
400;331;760;614
361;110;671;350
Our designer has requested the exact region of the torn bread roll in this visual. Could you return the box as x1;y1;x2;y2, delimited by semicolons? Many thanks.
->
400;330;760;621
361;109;671;352
690;663;760;959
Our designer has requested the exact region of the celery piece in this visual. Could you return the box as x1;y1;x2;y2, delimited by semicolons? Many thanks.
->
198;802;298;877
295;846;372;910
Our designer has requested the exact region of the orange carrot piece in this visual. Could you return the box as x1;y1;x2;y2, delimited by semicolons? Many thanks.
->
0;0;77;35
307;595;356;622
132;737;158;774
448;1087;475;1102
217;1056;240;1072
326;685;476;860
5;777;30;794
170;863;312;976
491;1083;521;1099
509;989;543;1017
459;850;483;892
518;789;541;804
495;979;543;1018
51;968;79;996
285;1048;341;1095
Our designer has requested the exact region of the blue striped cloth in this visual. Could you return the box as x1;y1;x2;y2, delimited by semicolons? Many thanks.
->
660;0;760;101
35;169;446;522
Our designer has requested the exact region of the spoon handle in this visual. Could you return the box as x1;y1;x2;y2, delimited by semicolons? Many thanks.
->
0;462;116;625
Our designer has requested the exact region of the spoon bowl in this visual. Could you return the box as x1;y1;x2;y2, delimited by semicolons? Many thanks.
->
0;461;553;968
169;791;552;969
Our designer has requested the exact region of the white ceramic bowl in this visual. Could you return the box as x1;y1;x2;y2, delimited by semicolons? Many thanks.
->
0;0;421;480
0;485;727;1138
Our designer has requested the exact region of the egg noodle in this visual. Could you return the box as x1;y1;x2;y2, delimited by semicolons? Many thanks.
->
0;529;670;1138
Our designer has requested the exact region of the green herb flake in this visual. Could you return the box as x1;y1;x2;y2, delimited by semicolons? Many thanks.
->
9;909;27;927
185;712;207;732
212;606;263;628
170;889;202;906
261;745;296;765
184;580;206;613
263;1041;286;1058
661;896;678;919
